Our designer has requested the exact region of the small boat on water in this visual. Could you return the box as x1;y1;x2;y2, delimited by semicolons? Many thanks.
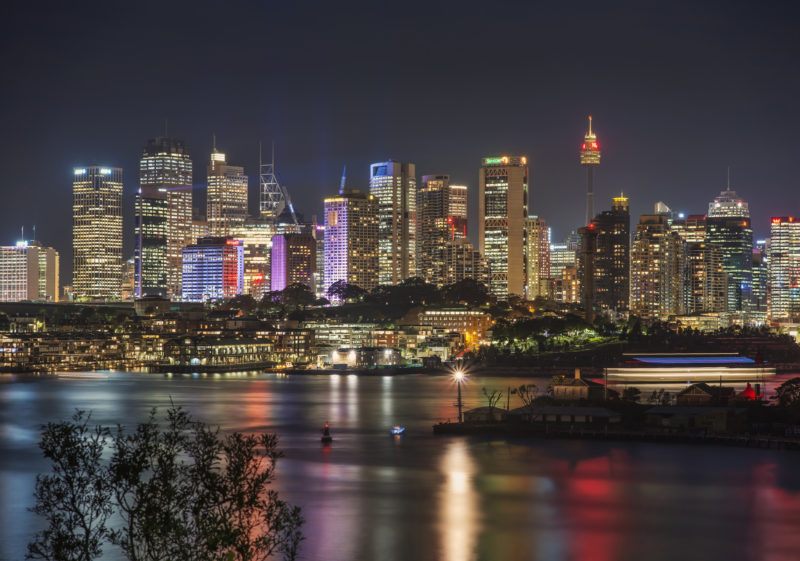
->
391;425;405;436
321;423;333;444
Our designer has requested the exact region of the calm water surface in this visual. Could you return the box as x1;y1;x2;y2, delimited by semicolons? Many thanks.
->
2;372;800;561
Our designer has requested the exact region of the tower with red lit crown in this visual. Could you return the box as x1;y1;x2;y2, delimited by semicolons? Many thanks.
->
580;116;601;226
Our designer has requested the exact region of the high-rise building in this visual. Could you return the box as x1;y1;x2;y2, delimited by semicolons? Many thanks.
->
369;161;416;285
549;237;579;279
578;224;598;322
478;155;529;299
705;187;753;314
136;137;193;299
181;237;244;302
752;245;768;318
672;214;707;243
683;242;727;314
323;189;379;296
768;217;800;321
73;166;123;300
630;214;683;323
270;233;316;292
580;116;601;226
436;238;489;287
417;175;468;285
229;219;275;299
592;195;630;313
207;145;248;237
525;216;550;300
0;241;59;302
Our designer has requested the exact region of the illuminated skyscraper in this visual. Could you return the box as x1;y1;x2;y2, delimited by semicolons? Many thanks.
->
436;238;489;287
136;137;193;299
369;161;416;285
525;216;550;300
181;237;244;302
0;241;59;302
580;116;601;226
73;166;123;300
705;186;753;313
324;188;379;296
270;233;316;292
479;155;529;299
207;144;248;237
592;195;630;313
630;213;683;323
417;174;468;285
768;217;800;321
683;242;727;314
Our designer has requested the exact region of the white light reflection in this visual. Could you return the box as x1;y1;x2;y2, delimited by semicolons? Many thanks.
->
438;439;479;561
381;375;393;423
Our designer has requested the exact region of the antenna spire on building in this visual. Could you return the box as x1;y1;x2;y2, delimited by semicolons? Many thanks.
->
588;115;593;135
340;165;347;194
212;133;217;152
727;166;731;190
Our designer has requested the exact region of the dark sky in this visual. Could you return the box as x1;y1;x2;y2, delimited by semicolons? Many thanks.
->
2;0;799;282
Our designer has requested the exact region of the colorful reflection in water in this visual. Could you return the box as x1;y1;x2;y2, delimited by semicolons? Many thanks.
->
2;372;800;561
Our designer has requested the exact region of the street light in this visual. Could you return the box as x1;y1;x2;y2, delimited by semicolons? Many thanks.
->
453;369;465;423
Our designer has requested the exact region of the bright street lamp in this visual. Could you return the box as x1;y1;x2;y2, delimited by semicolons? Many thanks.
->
453;369;465;423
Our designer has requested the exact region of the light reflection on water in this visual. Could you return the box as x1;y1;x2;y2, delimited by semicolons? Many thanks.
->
438;439;479;561
2;372;800;561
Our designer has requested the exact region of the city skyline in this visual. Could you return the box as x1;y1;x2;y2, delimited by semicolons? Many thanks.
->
3;1;799;283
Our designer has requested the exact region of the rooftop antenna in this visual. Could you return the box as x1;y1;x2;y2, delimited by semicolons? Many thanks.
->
588;115;593;135
212;133;217;152
340;165;347;194
32;225;36;241
21;226;23;241
727;166;731;190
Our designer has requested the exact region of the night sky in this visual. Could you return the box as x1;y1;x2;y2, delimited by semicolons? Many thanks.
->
2;0;799;282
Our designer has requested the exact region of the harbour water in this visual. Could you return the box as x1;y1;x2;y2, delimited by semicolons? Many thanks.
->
2;371;800;561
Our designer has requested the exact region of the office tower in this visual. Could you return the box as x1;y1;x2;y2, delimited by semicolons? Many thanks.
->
121;258;136;300
73;166;123;300
630;214;683;323
558;264;581;304
230;219;275;298
706;187;752;313
181;237;244;302
324;189;379;296
417;174;468;285
768;217;800;321
592;195;630;312
312;223;326;298
684;242;727;314
580;116;601;225
369;161;416;285
751;245;768;318
270;233;316;292
0;241;59;301
479;155;529;299
136;137;193;299
550;236;579;278
672;214;707;244
436;238;489;287
207;144;248;237
525;216;550;300
578;224;598;322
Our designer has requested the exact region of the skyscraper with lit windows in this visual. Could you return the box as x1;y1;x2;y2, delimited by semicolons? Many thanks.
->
136;137;193;299
73;166;123;300
706;187;753;314
323;188;379;296
417;174;468;285
270;233;316;292
207;145;248;237
525;216;550;300
478;155;529;299
768;217;800;321
369;161;416;285
181;237;244;302
592;195;630;313
630;213;683;323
